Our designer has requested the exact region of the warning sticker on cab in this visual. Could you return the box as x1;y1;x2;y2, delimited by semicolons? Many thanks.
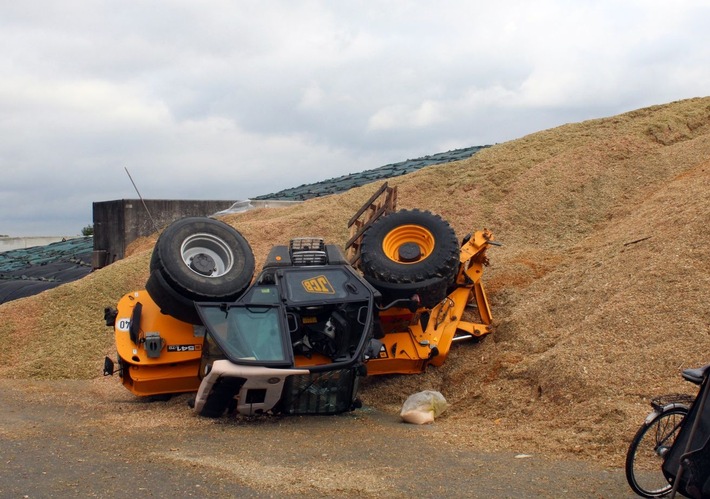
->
167;344;202;352
301;275;335;294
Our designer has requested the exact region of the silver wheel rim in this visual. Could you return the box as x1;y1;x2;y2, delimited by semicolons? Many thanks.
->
180;233;234;277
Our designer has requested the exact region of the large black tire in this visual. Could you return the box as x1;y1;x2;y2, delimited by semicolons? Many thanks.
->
145;268;202;324
147;217;255;324
360;210;459;308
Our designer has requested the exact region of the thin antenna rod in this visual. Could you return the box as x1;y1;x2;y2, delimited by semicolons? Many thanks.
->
125;167;160;234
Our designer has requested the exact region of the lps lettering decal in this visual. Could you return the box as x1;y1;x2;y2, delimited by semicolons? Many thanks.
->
117;318;131;331
167;344;202;352
302;275;335;294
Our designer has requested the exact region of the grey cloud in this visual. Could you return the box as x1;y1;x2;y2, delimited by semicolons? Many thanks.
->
1;0;709;236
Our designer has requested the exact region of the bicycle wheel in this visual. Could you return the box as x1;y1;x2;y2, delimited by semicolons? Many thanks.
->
625;406;688;497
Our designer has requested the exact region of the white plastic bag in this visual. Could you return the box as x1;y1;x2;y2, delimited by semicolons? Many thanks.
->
400;390;448;424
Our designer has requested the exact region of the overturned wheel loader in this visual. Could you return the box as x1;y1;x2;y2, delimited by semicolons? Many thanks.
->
104;183;496;417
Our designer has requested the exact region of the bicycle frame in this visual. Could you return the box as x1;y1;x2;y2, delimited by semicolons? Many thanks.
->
662;363;710;498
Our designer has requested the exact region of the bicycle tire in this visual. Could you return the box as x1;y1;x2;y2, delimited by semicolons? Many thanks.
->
625;406;688;498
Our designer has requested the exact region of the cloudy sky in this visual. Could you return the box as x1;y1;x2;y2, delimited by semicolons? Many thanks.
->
2;1;708;236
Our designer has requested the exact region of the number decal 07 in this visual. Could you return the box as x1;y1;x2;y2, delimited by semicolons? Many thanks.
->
116;318;131;331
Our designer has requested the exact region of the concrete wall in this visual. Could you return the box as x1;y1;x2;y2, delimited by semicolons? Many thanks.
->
0;236;77;253
92;199;235;267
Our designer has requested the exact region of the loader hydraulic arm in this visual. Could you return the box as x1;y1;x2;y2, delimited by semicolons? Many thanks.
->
456;229;497;326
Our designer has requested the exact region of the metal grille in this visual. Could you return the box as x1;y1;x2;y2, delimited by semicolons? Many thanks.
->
290;238;327;265
282;369;357;415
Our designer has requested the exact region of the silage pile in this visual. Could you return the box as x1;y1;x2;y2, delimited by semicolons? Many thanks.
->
1;97;708;465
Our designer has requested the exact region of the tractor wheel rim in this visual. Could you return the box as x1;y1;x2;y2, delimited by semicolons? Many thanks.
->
180;233;234;277
381;224;435;264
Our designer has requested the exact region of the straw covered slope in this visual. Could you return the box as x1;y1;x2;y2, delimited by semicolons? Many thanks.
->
1;97;709;465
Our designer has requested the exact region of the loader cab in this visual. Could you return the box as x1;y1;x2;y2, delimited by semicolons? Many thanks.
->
196;265;376;377
192;239;380;416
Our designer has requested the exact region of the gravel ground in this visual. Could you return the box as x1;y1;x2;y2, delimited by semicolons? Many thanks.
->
0;379;640;498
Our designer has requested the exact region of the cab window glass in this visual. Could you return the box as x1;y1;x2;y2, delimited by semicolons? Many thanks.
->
200;305;287;363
